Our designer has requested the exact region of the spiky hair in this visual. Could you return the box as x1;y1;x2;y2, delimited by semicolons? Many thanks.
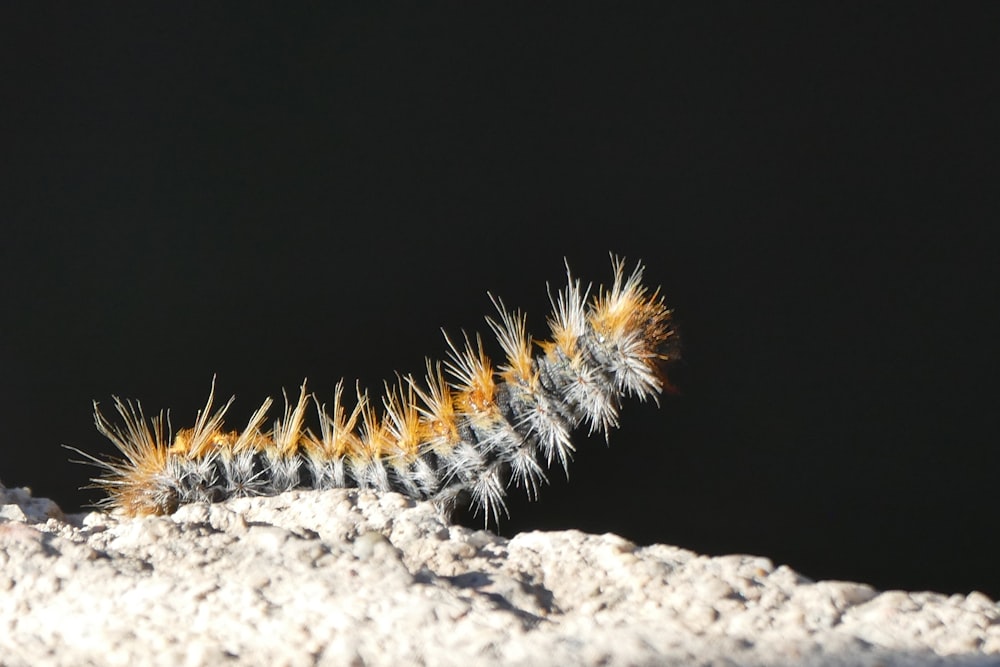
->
71;256;680;526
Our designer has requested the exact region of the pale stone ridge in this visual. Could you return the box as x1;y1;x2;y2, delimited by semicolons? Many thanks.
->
1;483;997;667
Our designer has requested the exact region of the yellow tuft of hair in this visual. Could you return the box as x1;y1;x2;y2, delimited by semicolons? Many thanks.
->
87;398;174;516
589;256;675;360
358;391;393;463
444;332;497;418
382;379;423;465
410;361;461;455
166;378;235;460
488;294;537;388
303;381;363;461
229;397;274;457
545;267;590;360
270;382;310;458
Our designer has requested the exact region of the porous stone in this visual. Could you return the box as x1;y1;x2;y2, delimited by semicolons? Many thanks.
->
0;483;997;667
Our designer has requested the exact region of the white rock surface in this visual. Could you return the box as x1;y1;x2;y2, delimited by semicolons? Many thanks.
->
1;483;997;667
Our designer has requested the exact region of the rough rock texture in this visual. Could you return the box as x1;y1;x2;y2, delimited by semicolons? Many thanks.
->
1;483;997;667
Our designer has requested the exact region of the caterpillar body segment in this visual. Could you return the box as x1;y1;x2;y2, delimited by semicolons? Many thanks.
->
76;257;680;525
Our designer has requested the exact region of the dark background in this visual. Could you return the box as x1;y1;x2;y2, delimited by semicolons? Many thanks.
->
3;5;998;598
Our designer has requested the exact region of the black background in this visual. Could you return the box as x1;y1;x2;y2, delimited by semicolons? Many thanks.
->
3;4;998;599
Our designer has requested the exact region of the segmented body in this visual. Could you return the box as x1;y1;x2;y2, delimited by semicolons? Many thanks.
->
73;257;679;525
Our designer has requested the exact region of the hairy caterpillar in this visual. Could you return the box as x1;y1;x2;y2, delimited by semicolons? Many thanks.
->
70;257;679;526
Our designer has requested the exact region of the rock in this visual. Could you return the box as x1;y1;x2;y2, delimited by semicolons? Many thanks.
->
0;482;997;667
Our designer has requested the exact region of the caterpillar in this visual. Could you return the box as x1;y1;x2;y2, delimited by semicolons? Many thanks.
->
70;256;680;526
